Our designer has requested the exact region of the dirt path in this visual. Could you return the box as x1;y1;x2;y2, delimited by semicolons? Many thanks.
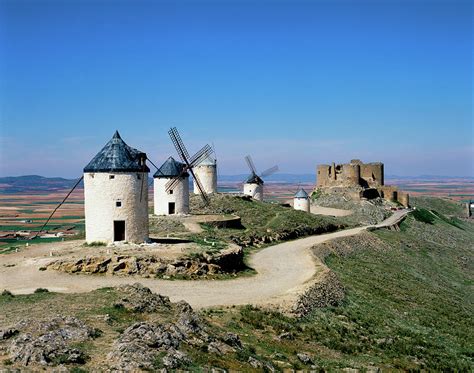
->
310;205;353;217
0;210;409;309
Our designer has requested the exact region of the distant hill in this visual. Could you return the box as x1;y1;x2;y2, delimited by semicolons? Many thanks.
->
0;175;81;193
219;173;316;183
1;174;472;194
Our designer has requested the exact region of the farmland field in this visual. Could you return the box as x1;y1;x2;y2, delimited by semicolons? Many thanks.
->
0;176;472;249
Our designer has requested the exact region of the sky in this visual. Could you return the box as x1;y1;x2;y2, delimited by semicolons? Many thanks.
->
0;0;472;178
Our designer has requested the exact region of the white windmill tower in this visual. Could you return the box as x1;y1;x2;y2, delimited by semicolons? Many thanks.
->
294;188;310;212
193;154;217;194
153;157;189;215
242;155;278;201
164;127;214;207
83;131;150;244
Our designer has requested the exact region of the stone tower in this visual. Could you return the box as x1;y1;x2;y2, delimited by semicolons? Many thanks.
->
83;131;150;244
193;155;217;194
153;156;190;215
294;188;310;212
243;174;264;201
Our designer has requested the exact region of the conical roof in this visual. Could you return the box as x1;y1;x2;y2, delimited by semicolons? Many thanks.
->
153;156;188;178
84;131;150;173
196;155;216;166
294;188;309;199
246;173;264;185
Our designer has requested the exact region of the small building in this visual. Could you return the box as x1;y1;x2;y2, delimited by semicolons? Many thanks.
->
193;155;217;194
294;188;310;212
243;174;264;201
83;131;150;244
153;156;190;215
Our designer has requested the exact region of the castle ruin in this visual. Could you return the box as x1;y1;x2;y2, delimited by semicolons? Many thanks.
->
316;159;409;207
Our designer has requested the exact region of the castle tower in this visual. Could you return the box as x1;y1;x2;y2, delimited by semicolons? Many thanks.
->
294;188;310;212
193;155;217;194
153;157;189;215
243;174;264;201
83;131;149;244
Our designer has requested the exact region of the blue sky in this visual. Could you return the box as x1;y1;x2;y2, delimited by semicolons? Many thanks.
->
0;0;472;178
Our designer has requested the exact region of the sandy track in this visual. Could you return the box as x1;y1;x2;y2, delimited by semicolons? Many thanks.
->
0;210;409;309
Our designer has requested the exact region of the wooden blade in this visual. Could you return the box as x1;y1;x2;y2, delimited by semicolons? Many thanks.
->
189;144;213;167
245;155;257;175
260;165;279;178
168;127;190;163
165;175;184;192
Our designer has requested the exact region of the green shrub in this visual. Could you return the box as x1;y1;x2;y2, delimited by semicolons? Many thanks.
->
412;208;436;224
34;288;49;293
1;289;14;297
83;241;106;247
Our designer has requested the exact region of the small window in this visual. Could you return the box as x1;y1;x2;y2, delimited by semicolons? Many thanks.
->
116;201;122;207
137;173;141;180
109;175;115;179
169;189;174;195
90;174;94;178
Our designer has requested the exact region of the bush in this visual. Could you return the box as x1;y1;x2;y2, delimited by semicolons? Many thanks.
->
412;208;436;224
34;287;49;293
83;241;106;247
1;289;14;297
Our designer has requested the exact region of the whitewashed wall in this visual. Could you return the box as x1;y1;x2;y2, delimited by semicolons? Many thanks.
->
244;183;263;201
193;164;217;194
84;172;149;244
153;177;189;215
294;197;310;212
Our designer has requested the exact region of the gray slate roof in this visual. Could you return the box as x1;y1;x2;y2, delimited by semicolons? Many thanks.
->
153;156;188;178
246;173;264;185
295;188;309;198
84;131;150;173
197;155;216;166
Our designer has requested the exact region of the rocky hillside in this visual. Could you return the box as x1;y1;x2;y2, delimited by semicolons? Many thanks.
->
312;190;395;225
0;197;472;371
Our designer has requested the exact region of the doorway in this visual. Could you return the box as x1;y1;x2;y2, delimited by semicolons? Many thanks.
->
114;220;125;241
168;202;176;215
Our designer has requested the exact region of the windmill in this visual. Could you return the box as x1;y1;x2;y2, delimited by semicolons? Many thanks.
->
243;155;278;201
293;187;310;212
166;127;214;206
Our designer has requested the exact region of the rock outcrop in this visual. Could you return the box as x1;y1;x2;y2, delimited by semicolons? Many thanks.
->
107;286;242;370
6;316;99;366
47;245;244;279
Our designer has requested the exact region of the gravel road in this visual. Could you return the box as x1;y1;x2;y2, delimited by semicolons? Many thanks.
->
0;210;409;308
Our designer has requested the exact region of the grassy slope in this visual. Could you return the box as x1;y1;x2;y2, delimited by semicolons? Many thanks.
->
206;197;474;370
1;197;472;371
189;194;349;246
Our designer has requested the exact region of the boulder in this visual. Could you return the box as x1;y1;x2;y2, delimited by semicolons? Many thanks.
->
114;283;171;312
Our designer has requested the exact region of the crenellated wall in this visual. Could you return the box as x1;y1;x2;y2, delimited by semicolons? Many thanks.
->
317;159;384;188
316;159;409;207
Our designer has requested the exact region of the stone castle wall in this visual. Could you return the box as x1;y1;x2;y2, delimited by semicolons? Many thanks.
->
317;159;384;188
84;172;149;244
316;159;409;207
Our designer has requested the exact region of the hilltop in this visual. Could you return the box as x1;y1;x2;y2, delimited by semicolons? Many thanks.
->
0;196;472;370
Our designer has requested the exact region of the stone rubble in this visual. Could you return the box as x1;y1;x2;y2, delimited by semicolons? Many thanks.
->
47;245;244;279
6;316;98;366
